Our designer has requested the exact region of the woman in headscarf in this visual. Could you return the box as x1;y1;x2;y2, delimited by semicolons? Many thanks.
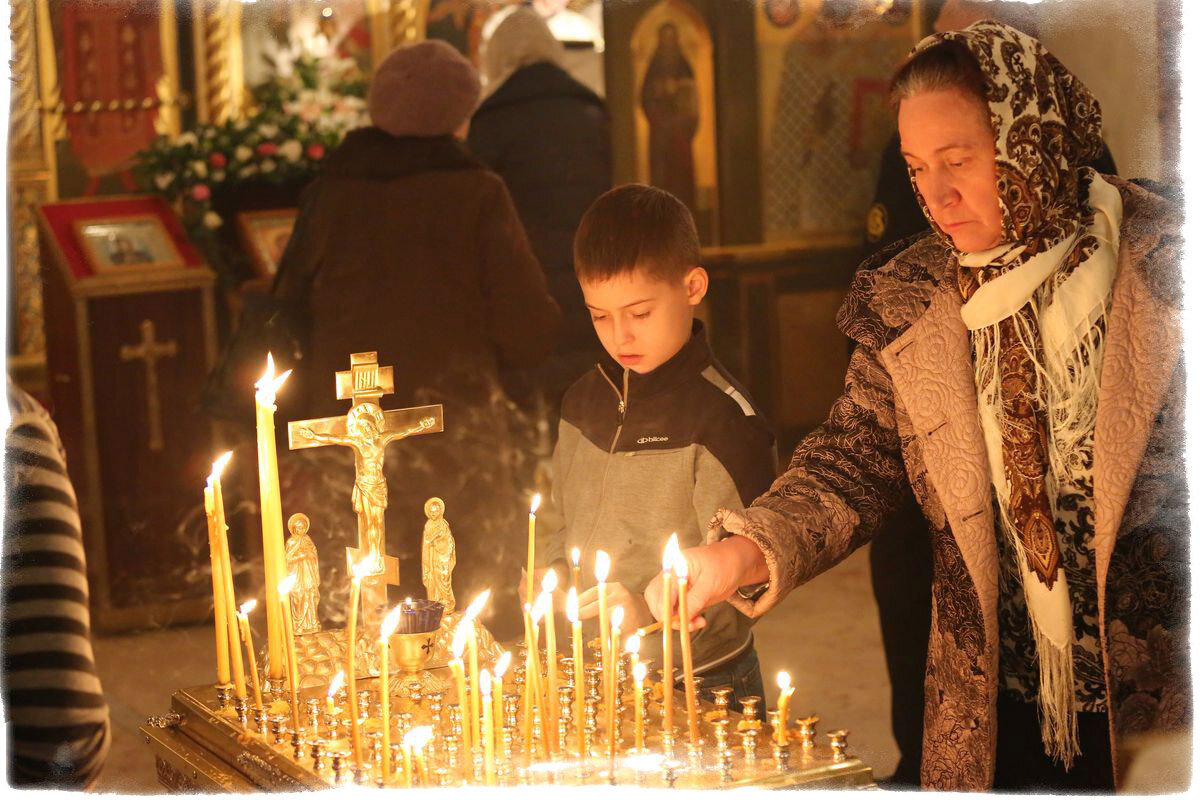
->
644;21;1186;791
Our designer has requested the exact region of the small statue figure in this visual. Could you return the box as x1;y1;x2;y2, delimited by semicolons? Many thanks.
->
297;404;435;574
422;497;456;615
285;512;322;635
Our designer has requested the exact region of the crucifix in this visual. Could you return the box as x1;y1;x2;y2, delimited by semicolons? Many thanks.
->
120;318;177;452
287;352;443;638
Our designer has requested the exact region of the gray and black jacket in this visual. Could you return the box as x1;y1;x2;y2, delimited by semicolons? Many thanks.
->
539;322;776;676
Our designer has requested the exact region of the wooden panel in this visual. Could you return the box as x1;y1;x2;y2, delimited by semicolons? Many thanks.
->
87;290;215;612
776;288;850;440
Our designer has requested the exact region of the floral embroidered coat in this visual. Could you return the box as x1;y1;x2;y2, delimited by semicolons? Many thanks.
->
724;177;1188;790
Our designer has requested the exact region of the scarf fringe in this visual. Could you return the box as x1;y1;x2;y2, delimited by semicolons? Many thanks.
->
1031;615;1082;768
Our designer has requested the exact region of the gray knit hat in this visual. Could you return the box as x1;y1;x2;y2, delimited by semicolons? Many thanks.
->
368;40;481;137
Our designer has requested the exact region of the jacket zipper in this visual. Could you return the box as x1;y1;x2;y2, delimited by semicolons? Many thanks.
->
581;365;629;554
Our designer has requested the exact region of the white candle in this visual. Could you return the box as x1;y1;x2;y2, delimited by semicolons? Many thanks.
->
607;605;624;761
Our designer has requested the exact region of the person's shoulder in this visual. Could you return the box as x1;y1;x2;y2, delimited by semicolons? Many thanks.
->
691;358;774;446
836;231;952;350
559;365;605;424
1107;174;1183;309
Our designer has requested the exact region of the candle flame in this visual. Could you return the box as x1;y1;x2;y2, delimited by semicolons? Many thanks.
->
624;633;641;655
530;493;542;514
494;650;512;679
566;587;579;623
776;671;793;692
208;451;234;483
570;547;580;566
254;353;292;399
405;596;413;606
328;671;345;698
278;573;297;595
479;670;492;696
662;533;681;573
672;548;689;580
531;592;550;624
541;569;558;593
404;725;434;750
239;598;257;616
594;550;610;582
610;605;624;631
451;622;470;659
464;590;491;621
633;661;647;682
381;604;405;638
350;557;373;582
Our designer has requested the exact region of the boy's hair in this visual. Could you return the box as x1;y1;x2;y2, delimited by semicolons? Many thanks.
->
573;184;700;283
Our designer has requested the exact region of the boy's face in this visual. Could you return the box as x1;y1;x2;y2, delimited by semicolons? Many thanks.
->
580;264;708;375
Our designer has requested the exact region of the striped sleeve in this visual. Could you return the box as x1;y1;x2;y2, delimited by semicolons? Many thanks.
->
2;380;110;788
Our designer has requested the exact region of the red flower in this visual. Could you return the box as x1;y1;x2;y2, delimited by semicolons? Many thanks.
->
191;184;211;201
256;142;278;156
306;143;325;160
208;152;227;168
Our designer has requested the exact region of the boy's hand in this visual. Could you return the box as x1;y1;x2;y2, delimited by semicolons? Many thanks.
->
577;582;654;629
644;517;768;631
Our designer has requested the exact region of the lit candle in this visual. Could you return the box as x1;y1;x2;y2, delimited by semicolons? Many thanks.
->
522;597;550;764
203;482;230;687
607;605;624;761
540;570;559;755
672;543;700;746
661;534;678;744
401;737;414;789
327;670;345;720
493;652;511;759
254;355;292;683
624;633;641;708
480;670;496;785
633;661;647;752
207;453;246;701
464;590;490;759
278;574;301;731
594;550;611;720
570;547;581;600
449;622;471;764
347;557;371;773
526;494;542;604
237;600;264;711
379;604;404;784
775;671;795;746
567;588;585;764
405;726;433;787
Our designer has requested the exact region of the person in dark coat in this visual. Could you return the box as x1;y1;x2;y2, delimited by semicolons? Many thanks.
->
469;7;611;418
860;2;1118;787
270;40;561;640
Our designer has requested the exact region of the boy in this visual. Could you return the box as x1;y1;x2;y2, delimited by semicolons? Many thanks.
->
530;184;776;706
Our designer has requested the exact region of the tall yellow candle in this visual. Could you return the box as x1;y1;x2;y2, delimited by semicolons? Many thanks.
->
380;605;403;784
347;558;370;772
775;671;795;746
237;600;264;711
401;741;414;788
464;591;490;758
570;547;581;601
327;670;345;720
278;574;301;731
540;572;559;755
632;661;647;752
594;550;611;723
254;355;291;682
492;652;511;758
203;486;230;687
607;606;624;761
567;588;585;764
450;622;471;762
480;670;496;785
526;494;541;604
672;546;700;746
210;455;247;702
661;535;678;743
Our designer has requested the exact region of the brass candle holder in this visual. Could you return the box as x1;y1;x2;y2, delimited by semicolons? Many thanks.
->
391;631;438;674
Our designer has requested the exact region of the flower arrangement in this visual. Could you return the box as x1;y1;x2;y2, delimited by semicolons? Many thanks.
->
134;54;370;281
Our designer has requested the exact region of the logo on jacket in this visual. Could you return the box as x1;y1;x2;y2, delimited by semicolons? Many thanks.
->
637;436;669;445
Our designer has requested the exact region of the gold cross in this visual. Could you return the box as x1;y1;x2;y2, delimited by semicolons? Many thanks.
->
288;352;444;635
119;319;177;452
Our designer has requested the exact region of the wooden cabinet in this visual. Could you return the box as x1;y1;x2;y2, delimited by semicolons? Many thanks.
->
39;195;220;632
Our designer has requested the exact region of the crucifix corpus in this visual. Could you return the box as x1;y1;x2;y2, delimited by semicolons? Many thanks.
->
287;352;443;644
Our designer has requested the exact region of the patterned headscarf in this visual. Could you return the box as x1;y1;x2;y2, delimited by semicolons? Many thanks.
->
905;21;1121;768
907;19;1105;256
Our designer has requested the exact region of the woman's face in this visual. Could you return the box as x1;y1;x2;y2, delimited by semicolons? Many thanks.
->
898;87;1005;253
